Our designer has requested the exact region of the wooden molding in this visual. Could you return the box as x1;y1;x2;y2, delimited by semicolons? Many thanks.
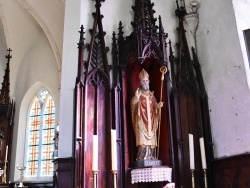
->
213;153;250;187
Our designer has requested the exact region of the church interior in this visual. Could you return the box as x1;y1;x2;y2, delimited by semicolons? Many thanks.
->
0;0;249;187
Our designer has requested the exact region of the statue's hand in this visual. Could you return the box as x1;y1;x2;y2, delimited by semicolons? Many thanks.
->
135;89;140;99
157;102;164;108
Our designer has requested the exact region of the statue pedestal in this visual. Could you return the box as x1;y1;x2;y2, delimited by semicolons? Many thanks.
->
131;166;172;184
134;159;162;168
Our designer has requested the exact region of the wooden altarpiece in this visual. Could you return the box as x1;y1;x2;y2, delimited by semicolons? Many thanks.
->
0;49;15;185
73;1;112;188
71;0;214;188
112;1;173;187
166;4;214;187
111;1;215;188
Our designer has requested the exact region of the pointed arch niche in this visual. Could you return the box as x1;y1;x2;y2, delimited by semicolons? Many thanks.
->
124;57;170;165
14;82;57;182
111;4;173;183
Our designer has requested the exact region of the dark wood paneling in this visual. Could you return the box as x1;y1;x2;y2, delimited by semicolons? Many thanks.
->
53;157;74;188
213;154;250;188
73;1;112;187
0;49;15;184
71;0;215;187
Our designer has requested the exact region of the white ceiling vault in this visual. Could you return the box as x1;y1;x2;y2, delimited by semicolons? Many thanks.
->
0;0;64;95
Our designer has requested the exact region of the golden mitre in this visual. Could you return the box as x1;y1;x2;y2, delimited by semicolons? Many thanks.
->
139;69;149;80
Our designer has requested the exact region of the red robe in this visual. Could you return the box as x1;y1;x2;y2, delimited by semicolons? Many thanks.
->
131;89;159;147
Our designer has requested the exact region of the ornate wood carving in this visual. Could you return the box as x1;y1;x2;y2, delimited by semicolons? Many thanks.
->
0;49;15;184
53;157;74;188
68;1;214;187
192;47;215;187
73;25;85;188
168;3;214;187
73;0;111;187
112;0;172;187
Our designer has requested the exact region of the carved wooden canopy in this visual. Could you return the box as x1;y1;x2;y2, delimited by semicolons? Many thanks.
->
73;0;214;187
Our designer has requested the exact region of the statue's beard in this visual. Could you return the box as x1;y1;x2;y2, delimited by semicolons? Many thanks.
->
141;83;149;91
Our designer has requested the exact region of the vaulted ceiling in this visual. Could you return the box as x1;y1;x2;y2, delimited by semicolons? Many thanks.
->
0;0;64;93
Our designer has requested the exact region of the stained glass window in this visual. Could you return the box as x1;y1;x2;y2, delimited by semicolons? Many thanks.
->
26;89;56;177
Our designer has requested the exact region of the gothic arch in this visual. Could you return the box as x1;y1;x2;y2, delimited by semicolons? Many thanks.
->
13;81;56;181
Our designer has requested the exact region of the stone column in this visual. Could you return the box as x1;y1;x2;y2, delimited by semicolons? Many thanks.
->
59;0;87;158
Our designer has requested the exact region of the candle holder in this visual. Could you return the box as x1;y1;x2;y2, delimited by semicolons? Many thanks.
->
111;170;117;188
93;170;98;188
191;169;195;188
16;164;26;187
2;171;6;184
203;169;208;188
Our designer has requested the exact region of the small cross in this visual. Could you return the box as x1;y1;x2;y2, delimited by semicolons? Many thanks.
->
7;48;12;54
6;48;12;59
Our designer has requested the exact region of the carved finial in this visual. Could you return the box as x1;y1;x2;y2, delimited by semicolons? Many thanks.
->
131;0;158;34
175;0;187;17
0;49;12;104
78;25;85;48
95;0;105;8
84;0;110;84
118;21;124;41
112;32;117;45
159;16;164;33
76;25;85;80
6;48;12;60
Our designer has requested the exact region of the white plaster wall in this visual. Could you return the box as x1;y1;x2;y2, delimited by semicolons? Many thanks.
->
10;31;60;181
0;19;7;80
59;0;83;158
196;0;250;158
